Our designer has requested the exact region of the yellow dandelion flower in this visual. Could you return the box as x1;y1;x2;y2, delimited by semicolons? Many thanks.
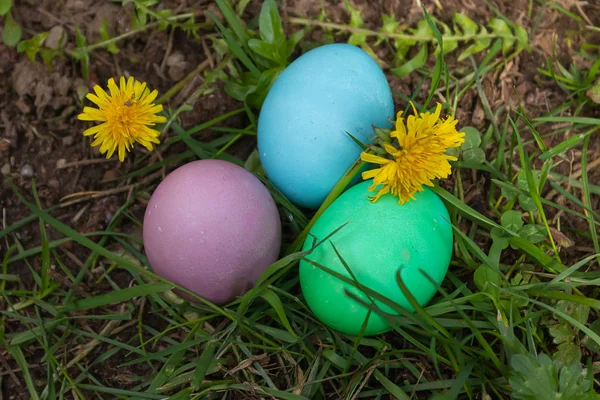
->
360;102;465;204
78;76;167;162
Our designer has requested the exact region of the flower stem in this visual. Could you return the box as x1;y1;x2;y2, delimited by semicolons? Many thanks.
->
286;158;366;254
86;13;199;52
156;59;210;105
289;17;515;42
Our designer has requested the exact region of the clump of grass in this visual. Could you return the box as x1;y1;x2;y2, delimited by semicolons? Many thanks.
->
2;1;600;399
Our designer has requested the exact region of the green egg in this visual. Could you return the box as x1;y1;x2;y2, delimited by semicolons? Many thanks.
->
299;180;453;336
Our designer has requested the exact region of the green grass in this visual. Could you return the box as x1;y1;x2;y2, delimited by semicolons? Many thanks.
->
2;1;600;399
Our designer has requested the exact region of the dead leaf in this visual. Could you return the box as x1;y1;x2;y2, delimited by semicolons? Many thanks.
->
228;354;269;376
550;227;574;248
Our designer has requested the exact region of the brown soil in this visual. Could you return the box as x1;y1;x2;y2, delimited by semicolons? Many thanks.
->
1;0;599;398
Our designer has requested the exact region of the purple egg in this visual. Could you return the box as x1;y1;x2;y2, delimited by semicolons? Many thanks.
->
143;159;282;304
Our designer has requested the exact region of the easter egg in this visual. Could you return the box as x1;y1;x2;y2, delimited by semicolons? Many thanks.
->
143;160;282;305
299;181;453;336
257;43;394;209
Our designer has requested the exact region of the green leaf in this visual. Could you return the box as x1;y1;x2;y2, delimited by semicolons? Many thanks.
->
348;31;367;46
463;147;485;164
156;9;173;31
439;20;458;55
411;18;434;40
586;81;600;104
131;7;147;29
488;18;513;54
514;23;530;53
473;265;501;299
16;32;49;62
391;45;427;78
2;11;21;46
556;300;590;327
460;126;485;163
501;210;524;233
458;25;492;61
491;226;507;240
518;224;546;244
517;170;538;212
548;323;575;345
75;25;86;48
558;363;594;400
248;39;275;62
0;0;11;16
285;28;304;59
453;13;478;36
209;10;260;78
554;342;581;366
39;48;60;66
74;26;90;79
345;0;366;45
433;185;567;273
509;353;558;399
249;68;282;108
501;182;519;202
582;320;600;353
393;18;433;65
345;0;363;28
244;148;265;176
99;18;119;54
377;13;398;46
259;0;284;45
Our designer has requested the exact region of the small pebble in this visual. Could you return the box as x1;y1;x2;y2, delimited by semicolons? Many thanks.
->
15;99;31;114
62;136;74;147
45;25;65;50
56;158;67;169
1;163;10;176
48;179;60;190
102;169;119;181
20;164;34;178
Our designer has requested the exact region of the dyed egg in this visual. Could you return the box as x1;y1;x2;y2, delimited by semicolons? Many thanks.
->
257;44;394;209
143;160;281;305
299;181;453;336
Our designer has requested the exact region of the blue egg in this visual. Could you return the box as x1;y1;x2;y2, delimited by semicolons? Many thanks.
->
257;44;394;209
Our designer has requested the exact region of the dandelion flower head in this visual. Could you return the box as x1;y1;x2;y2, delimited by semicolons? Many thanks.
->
360;102;465;204
78;76;166;162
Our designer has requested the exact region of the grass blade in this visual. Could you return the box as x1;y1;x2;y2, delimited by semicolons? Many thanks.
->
6;345;40;400
511;117;560;259
422;6;444;109
260;288;299;339
534;116;600;125
580;135;600;259
193;340;218;390
30;181;50;292
63;282;173;311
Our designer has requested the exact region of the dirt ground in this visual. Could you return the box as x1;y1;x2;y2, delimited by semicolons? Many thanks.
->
1;0;600;398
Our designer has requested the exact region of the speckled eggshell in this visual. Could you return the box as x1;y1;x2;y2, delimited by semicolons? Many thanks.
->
143;160;282;305
257;43;394;209
299;180;453;336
